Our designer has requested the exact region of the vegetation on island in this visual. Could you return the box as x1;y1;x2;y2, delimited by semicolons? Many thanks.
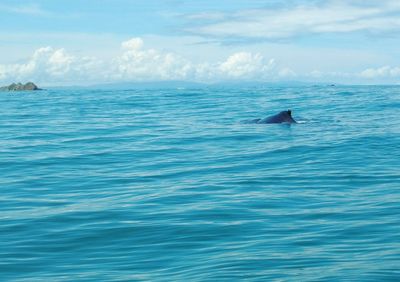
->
0;82;41;91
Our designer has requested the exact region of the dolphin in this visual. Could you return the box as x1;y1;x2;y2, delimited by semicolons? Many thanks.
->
249;110;297;124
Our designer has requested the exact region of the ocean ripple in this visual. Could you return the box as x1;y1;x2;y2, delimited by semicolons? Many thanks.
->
1;86;399;281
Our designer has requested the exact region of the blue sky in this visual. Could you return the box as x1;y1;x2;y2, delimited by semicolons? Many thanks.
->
1;0;400;85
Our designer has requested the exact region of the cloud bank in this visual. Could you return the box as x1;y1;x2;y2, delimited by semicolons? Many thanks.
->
0;37;295;85
360;66;400;79
0;47;104;84
0;37;397;85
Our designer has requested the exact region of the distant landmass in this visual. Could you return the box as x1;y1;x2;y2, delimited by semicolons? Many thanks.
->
0;82;41;91
64;80;317;90
85;81;207;90
0;80;330;91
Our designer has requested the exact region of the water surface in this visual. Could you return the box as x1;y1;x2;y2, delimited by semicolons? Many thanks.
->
1;85;399;281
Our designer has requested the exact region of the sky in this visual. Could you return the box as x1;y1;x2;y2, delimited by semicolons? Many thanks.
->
1;0;400;85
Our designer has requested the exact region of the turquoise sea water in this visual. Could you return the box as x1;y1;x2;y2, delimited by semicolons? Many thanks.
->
1;85;399;281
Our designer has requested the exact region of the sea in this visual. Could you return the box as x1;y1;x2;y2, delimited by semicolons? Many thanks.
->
1;85;399;281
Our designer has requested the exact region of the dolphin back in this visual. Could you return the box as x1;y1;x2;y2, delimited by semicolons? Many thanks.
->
259;110;297;124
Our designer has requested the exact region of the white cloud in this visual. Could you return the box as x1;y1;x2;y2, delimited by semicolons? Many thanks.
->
47;48;74;75
121;38;144;50
186;0;400;40
360;66;400;78
113;39;284;82
218;52;275;79
0;3;49;16
185;12;226;21
11;36;390;85
278;67;297;78
113;38;193;81
0;46;104;84
0;37;293;85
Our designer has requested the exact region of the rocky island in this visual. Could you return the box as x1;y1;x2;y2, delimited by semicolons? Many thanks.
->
0;82;41;91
